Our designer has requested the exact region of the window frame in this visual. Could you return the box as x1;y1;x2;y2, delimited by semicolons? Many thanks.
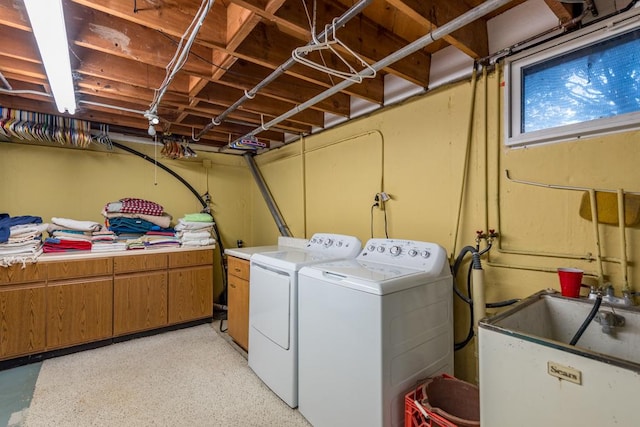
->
504;8;640;148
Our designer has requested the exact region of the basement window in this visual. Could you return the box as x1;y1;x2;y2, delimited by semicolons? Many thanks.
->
504;9;640;147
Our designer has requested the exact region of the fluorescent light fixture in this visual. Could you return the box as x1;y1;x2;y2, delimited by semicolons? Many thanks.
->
23;0;76;114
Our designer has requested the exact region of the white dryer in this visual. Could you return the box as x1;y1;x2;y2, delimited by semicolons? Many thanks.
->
248;233;362;408
297;238;453;427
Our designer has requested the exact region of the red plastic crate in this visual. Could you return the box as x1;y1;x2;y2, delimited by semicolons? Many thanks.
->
404;375;463;427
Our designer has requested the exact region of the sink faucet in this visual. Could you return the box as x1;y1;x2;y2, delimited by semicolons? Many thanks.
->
588;284;635;307
594;311;625;335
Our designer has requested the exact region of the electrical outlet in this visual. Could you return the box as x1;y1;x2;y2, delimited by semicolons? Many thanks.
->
374;192;391;210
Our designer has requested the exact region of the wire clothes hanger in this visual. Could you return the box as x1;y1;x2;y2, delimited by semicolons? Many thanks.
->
292;1;376;84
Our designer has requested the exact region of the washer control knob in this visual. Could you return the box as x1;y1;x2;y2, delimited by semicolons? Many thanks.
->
368;244;376;252
324;238;334;247
390;246;401;256
408;249;418;257
336;241;343;247
421;250;431;258
377;246;385;253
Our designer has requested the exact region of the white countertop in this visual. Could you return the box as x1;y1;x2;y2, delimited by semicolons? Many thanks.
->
224;246;279;261
38;245;216;262
224;237;309;261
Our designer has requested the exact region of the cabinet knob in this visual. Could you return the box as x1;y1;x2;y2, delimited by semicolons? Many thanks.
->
229;283;236;288
234;268;241;272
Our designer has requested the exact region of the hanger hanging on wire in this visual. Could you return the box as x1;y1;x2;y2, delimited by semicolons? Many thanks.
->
292;1;376;84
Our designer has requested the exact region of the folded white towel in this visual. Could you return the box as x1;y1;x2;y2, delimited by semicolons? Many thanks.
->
52;217;102;232
179;231;212;240
181;238;216;247
10;223;49;236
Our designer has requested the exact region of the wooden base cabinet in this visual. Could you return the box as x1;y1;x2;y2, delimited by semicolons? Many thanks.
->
114;272;168;335
45;258;113;350
0;247;214;363
46;278;113;349
0;263;46;360
227;256;250;351
0;284;46;360
113;253;168;336
167;246;214;326
168;267;213;324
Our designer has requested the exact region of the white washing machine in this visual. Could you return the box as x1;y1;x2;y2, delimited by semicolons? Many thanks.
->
297;238;453;427
248;233;362;408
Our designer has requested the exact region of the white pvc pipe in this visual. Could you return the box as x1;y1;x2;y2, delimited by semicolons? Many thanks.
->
472;266;485;385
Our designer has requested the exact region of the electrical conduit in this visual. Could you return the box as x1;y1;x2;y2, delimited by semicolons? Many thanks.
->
226;0;515;148
243;152;292;237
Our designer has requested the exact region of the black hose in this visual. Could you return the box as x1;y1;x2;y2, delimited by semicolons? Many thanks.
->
454;258;475;351
569;295;602;346
486;299;520;308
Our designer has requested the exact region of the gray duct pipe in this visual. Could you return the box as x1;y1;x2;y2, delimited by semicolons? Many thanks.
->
195;0;374;140
229;0;513;147
243;152;292;237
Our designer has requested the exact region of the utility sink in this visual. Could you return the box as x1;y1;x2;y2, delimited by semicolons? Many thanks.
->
478;290;640;427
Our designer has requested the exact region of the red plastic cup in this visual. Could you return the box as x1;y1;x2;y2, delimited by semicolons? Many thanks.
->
557;268;583;298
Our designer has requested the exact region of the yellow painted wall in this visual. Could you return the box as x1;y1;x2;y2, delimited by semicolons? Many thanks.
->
3;69;639;385
0;140;251;300
251;70;640;383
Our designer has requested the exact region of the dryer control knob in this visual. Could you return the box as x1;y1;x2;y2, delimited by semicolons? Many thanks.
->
336;241;343;247
420;250;431;258
324;238;334;247
368;245;376;252
390;246;401;256
408;249;418;257
377;246;385;253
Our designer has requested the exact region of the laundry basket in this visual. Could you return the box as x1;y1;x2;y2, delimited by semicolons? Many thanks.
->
404;374;480;427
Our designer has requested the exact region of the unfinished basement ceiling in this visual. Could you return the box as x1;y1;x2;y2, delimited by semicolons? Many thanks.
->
0;0;592;151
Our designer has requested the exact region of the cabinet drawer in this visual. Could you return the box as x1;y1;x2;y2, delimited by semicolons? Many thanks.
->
114;253;167;274
168;249;213;268
0;263;46;285
227;256;249;281
47;258;112;280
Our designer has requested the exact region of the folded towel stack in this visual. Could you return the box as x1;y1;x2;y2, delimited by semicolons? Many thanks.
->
44;217;102;253
175;213;216;248
103;198;174;235
0;214;46;267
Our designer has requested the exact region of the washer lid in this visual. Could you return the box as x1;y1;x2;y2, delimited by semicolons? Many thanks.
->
311;259;422;282
251;249;348;271
298;259;447;295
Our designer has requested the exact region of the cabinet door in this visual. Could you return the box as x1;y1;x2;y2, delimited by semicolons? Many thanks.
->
113;272;168;335
227;274;249;351
0;284;46;360
168;266;213;324
46;278;113;349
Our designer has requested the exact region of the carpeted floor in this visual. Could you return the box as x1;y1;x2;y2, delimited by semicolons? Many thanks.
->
24;324;310;426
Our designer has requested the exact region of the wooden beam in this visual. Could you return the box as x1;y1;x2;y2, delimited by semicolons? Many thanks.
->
70;0;227;47
387;0;489;59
